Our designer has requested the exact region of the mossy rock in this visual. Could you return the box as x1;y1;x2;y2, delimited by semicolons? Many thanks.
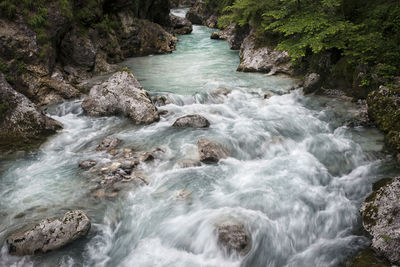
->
349;248;391;267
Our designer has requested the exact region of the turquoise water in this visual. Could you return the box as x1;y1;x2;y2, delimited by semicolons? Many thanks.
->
0;9;399;267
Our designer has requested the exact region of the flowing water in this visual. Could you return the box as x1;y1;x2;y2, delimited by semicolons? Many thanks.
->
0;8;399;267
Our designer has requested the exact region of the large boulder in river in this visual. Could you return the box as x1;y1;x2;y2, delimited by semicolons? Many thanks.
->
217;222;251;256
0;73;62;151
198;139;229;163
173;115;210;128
82;70;159;124
237;34;292;75
360;177;400;264
7;210;91;256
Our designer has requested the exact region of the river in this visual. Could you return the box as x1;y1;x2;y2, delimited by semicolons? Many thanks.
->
0;8;399;267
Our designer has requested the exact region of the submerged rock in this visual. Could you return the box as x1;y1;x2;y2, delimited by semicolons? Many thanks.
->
198;139;229;163
7;210;90;256
0;73;62;151
177;159;201;168
237;34;292;75
303;73;322;94
96;137;121;152
216;222;251;256
82;70;159;124
360;177;400;264
173;115;210;128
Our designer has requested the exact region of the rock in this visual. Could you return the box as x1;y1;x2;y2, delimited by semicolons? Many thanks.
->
303;73;322;94
213;88;232;96
210;32;221;39
96;137;121;152
367;86;400;154
170;0;197;8
217;222;251;256
173;115;210;128
205;15;218;28
177;159;201;168
7;210;90;256
158;110;169;116
198;139;229;163
60;28;96;70
0;73;63;151
360;177;400;264
82;70;159;124
264;93;272;99
167;14;193;35
118;12;177;57
349;248;391;267
152;95;169;107
212;24;250;50
79;160;97;169
237;34;292;75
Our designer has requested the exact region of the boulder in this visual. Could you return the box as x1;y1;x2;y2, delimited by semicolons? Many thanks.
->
360;177;400;264
82;71;159;124
237;34;292;75
7;210;90;256
96;137;121;152
0;73;62;150
167;14;193;35
217;222;251;256
173;115;210;128
177;159;201;168
197;139;229;163
212;24;250;50
303;73;322;94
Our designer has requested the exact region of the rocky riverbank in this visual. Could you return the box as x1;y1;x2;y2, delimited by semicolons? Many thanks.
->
0;0;194;152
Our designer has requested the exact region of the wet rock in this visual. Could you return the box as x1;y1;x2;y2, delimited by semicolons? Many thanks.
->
237;34;292;75
79;160;97;169
177;159;201;168
7;210;90;256
217;222;251;256
158;110;169;116
348;248;391;267
303;73;322;94
346;100;373;128
14;212;26;219
152;95;169;107
205;15;218;28
82;70;159;124
360;177;400;264
174;190;192;200
213;88;231;96
96;137;121;152
264;93;272;99
0;73;63;151
186;2;207;25
167;14;193;35
171;0;196;8
173;115;210;128
198;139;229;163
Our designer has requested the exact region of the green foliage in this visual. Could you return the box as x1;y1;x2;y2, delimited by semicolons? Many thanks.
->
93;14;119;35
214;0;400;77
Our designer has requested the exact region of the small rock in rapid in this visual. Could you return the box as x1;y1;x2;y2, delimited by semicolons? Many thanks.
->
198;139;229;163
158;110;169;116
173;115;210;128
7;210;90;256
79;160;97;169
97;137;121;152
264;93;272;99
360;177;400;264
210;32;221;40
213;88;232;96
217;222;251;256
177;159;201;168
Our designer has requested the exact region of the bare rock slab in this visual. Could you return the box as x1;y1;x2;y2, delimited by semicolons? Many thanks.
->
173;115;210;128
360;177;400;264
82;70;159;124
7;210;90;256
198;139;229;163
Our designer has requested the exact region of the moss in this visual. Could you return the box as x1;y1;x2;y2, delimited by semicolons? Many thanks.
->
349;248;391;267
380;235;393;242
0;102;6;121
372;178;393;191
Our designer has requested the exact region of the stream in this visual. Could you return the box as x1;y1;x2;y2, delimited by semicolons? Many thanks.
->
0;8;399;267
